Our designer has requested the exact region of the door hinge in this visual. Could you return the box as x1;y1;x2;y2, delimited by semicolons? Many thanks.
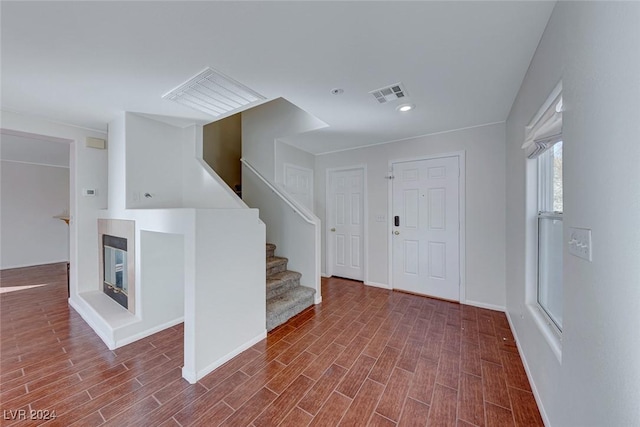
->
385;175;395;180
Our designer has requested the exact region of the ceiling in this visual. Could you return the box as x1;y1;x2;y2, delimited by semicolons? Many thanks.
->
1;1;555;155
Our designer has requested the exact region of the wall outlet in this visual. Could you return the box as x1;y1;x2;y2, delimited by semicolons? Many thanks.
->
82;188;97;197
568;227;592;261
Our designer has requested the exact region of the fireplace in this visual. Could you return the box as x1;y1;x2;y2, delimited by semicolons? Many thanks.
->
98;219;135;314
103;235;128;309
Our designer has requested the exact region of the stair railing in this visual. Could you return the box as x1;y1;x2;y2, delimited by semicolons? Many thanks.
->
240;159;318;225
241;158;322;304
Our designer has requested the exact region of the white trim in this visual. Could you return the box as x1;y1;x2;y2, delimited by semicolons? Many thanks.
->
321;272;330;278
182;330;267;384
0;158;70;169
506;311;552;427
463;300;505;312
68;297;116;349
325;165;368;282
528;304;562;362
114;317;184;349
388;151;466;304
0;260;69;270
0;109;108;135
316;121;504;155
365;281;391;290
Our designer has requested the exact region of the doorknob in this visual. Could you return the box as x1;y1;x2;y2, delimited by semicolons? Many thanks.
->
331;228;336;232
394;231;400;235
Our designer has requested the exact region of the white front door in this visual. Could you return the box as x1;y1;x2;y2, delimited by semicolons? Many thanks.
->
392;156;460;301
284;163;314;211
328;168;364;281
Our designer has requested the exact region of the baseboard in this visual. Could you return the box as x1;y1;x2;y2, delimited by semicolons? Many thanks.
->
68;297;116;349
364;281;391;290
321;272;330;278
314;295;323;304
182;367;198;384
114;317;184;348
506;311;551;427
184;330;267;384
1;260;69;271
463;299;506;312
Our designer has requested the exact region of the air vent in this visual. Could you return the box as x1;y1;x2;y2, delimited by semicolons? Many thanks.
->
162;68;265;117
370;83;408;104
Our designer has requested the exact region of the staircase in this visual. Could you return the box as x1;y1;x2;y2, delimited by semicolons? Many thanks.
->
266;243;315;331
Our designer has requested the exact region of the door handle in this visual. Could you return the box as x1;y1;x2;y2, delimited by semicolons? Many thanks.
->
394;231;400;235
331;228;336;232
394;216;400;227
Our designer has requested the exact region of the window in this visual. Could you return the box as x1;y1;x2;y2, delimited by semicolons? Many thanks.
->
537;141;563;332
523;84;563;335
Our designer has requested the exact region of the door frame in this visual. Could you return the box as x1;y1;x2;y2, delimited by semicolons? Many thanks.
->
387;151;466;302
325;165;368;282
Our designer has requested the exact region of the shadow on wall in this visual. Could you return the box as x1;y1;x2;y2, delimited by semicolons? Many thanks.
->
203;113;242;196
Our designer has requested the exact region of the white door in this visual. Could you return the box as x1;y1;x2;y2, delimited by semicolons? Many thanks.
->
284;163;313;211
392;156;460;301
328;168;364;280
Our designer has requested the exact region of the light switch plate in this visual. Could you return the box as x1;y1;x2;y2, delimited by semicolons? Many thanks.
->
568;227;592;261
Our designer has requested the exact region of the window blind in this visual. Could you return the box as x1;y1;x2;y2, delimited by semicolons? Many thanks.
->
522;86;563;159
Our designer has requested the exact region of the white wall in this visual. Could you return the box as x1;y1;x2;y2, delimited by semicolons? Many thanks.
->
505;2;640;425
126;114;183;208
0;161;70;268
242;98;326;181
315;122;506;308
183;208;265;382
0;110;109;299
125;113;242;210
275;140;315;185
242;98;323;301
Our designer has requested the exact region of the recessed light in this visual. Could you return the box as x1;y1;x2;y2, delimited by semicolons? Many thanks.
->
331;88;344;95
397;103;414;112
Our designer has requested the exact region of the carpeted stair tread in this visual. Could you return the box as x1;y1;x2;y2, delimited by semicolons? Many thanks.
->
266;243;276;258
267;270;302;299
266;286;315;331
266;256;288;276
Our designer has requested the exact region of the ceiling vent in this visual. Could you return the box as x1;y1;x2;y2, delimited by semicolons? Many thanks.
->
370;82;408;104
162;68;265;118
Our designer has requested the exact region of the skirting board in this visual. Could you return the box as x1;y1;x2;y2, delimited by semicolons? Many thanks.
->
463;299;505;312
321;272;330;278
68;297;116;349
69;297;185;350
1;260;70;270
365;281;392;290
505;311;551;427
114;317;184;349
182;330;267;384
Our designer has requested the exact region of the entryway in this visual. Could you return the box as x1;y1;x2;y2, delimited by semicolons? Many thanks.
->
391;154;462;301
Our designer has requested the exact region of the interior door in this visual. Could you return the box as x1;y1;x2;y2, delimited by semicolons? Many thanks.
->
392;156;460;301
284;163;313;211
328;168;364;281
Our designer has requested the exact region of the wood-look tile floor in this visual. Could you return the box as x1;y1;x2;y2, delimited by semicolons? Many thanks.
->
0;264;543;427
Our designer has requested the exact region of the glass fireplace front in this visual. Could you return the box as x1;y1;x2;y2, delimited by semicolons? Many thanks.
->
103;234;128;309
